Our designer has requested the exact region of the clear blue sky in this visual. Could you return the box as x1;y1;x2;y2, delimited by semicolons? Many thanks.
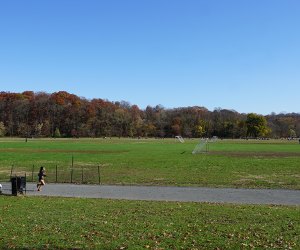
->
0;0;299;115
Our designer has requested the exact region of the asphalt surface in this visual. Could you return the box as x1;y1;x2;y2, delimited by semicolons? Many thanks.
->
1;182;300;206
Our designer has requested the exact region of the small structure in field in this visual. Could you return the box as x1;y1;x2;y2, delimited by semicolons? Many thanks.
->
175;136;185;143
192;138;209;154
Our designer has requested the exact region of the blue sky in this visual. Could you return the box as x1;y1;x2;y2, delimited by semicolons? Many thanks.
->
0;0;299;115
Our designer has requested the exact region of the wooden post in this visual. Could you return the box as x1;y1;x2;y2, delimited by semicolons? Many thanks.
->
14;174;17;196
70;168;73;183
32;165;34;182
56;165;58;183
25;173;27;195
10;165;14;179
71;154;74;183
81;166;84;184
98;165;100;185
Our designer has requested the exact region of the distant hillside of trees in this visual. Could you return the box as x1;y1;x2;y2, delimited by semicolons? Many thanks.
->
0;91;299;138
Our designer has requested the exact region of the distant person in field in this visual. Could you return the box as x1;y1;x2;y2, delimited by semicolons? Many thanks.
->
37;167;46;191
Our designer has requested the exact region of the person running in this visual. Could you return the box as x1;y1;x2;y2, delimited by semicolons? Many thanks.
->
37;167;46;191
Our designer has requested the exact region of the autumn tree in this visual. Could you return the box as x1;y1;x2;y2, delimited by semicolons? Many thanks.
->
0;91;299;139
194;119;207;137
246;113;270;138
289;129;297;138
54;128;61;138
0;122;6;136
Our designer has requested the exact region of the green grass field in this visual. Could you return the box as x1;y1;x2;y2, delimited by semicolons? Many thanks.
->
0;138;299;189
0;138;299;249
0;196;299;249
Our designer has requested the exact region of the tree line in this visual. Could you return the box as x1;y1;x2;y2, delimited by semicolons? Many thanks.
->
0;91;299;139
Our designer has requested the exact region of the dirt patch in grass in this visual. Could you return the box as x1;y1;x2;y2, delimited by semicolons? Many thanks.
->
0;148;129;154
209;151;300;158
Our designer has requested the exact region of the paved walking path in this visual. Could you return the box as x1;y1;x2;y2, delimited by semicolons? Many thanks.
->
1;182;300;206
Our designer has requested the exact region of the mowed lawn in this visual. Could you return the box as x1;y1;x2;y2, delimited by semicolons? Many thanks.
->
0;138;299;189
0;196;299;249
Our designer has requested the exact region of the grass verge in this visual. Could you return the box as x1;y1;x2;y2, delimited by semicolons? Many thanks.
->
0;196;299;249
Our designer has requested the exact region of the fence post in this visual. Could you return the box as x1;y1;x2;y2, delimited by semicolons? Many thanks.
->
70;168;73;183
25;173;27;195
32;165;34;182
13;174;17;196
56;165;58;183
71;154;74;184
98;165;101;185
81;166;84;184
10;165;14;179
